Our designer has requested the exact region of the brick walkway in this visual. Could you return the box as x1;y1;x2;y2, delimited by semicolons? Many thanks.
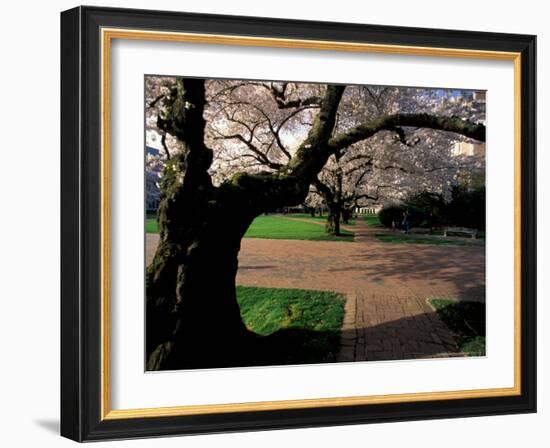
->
338;292;462;362
145;220;485;362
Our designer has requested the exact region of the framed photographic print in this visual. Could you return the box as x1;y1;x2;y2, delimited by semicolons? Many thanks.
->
60;6;536;442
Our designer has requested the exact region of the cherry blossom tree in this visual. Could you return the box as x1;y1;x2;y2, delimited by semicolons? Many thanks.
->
309;86;485;234
144;77;485;369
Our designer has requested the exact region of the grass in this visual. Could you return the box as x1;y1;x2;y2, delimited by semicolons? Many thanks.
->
145;214;354;241
236;286;345;364
287;213;356;225
286;213;329;222
145;218;158;234
374;233;480;246
246;215;353;241
429;298;486;356
363;213;383;228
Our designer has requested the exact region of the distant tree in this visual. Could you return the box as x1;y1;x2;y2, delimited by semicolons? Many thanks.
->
446;185;486;230
309;86;485;234
379;187;486;230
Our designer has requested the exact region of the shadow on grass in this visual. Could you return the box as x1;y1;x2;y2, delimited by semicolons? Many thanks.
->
148;327;341;371
246;327;342;366
429;299;486;356
148;304;492;371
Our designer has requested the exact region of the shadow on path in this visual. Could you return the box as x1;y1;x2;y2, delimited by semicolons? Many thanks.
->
339;308;468;363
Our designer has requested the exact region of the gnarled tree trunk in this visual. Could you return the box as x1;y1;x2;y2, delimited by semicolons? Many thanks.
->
146;201;257;369
145;79;259;369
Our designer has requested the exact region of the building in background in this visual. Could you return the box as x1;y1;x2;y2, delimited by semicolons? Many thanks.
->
451;141;486;157
146;146;163;212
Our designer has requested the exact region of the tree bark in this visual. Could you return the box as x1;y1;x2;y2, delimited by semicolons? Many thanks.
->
146;79;256;369
325;203;341;235
328;112;486;151
313;162;345;235
147;203;257;370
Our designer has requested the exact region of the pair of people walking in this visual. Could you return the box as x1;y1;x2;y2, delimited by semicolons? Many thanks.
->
390;210;411;233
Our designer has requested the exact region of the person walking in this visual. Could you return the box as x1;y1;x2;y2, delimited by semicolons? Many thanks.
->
401;210;411;234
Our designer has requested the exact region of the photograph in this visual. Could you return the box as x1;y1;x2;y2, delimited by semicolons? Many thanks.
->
144;76;487;371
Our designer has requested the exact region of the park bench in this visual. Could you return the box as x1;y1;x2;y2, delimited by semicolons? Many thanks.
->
443;227;478;239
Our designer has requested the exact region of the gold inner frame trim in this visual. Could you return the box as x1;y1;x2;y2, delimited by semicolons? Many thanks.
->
100;27;522;421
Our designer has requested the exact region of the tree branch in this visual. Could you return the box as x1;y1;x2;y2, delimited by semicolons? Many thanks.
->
328;113;485;151
219;85;345;210
262;82;322;109
213;133;283;170
148;93;165;108
160;133;171;160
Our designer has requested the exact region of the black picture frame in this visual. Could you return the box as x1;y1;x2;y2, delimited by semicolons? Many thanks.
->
61;5;536;442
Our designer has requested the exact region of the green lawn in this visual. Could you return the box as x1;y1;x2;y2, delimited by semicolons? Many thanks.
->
237;286;345;364
145;218;158;234
146;214;355;241
245;215;353;241
429;298;486;356
286;213;328;222
287;213;356;225
374;233;480;246
363;213;383;228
